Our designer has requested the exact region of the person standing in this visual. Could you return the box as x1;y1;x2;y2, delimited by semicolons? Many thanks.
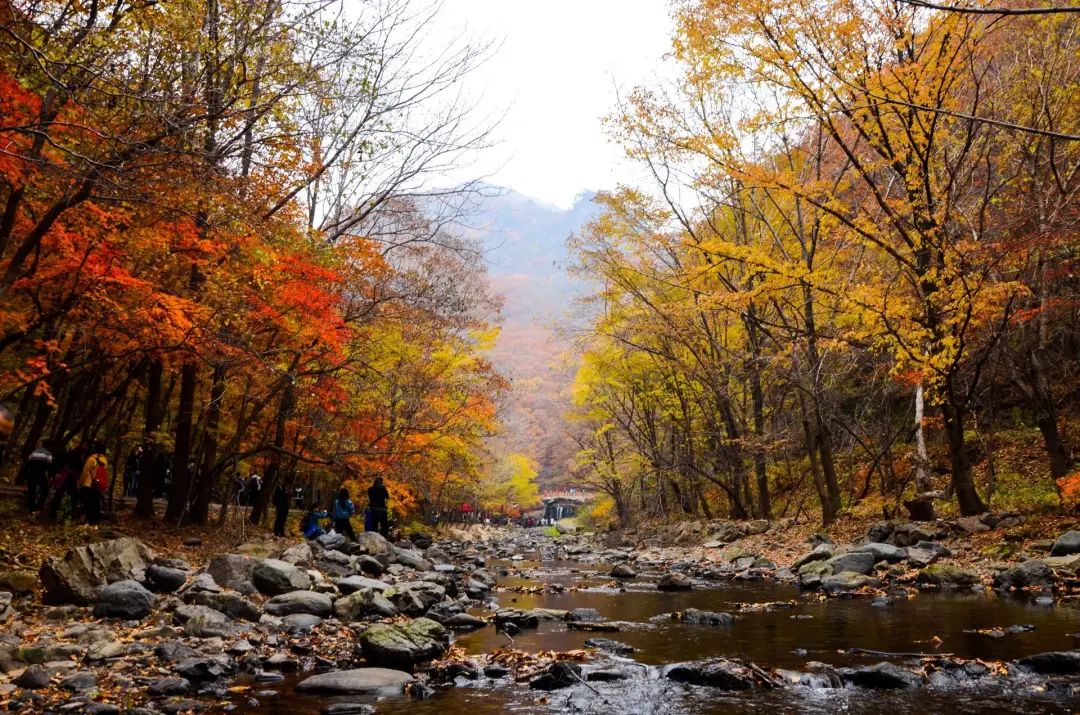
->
272;479;291;537
78;444;108;525
330;488;356;540
20;446;52;512
50;446;84;520
367;476;390;538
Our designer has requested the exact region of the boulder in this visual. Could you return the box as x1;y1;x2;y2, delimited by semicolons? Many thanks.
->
409;532;434;550
1050;531;1080;558
890;523;938;547
59;671;97;691
334;589;398;621
866;522;894;544
494;608;539;630
264;590;333;617
283;612;324;632
172;656;233;681
359;618;449;667
584;638;635;655
187;591;260;622
442;613;486;630
529;661;582;690
336;576;391;595
173;604;235;638
915;564;979;588
280;543;314;567
14;664;51;689
0;571;36;595
390;547;433;572
316;532;347;551
822;572;878;594
146;565;188;593
905;547;939;568
1045;554;1080;577
1017;650;1080;675
678;608;734;625
855;543;906;564
610;564;637;579
793;544;834;569
842;662;922;689
994;560;1054;591
252;559;312;596
39;538;154;605
823;552;875;576
954;516;991;535
206;554;256;592
353;532;392;558
665;659;757;690
356;555;385;577
93;580;154;619
657;572;693;591
383;581;445;616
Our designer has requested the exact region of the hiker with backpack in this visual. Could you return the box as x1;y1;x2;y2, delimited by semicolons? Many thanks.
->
78;443;109;525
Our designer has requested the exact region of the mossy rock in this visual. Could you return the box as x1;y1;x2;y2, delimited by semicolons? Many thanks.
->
915;564;979;588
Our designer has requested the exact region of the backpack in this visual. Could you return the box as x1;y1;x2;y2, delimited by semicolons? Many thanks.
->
93;460;109;492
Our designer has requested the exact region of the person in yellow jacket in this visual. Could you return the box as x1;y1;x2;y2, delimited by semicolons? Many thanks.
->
78;443;108;525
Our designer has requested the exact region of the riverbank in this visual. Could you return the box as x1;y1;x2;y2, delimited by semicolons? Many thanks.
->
0;504;1078;713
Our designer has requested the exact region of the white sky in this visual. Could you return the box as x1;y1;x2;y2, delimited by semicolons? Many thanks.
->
434;1;674;208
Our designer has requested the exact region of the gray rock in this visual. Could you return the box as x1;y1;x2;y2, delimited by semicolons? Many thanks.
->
333;590;398;621
1017;650;1080;674
679;608;734;625
148;677;190;695
0;571;36;595
280;543;313;567
855;543;906;563
665;659;757;690
359;618;449;668
390;547;432;572
610;564;636;578
356;555;385;577
1050;531;1080;557
263;590;332;617
174;604;236;638
295;668;413;694
352;532;391;558
93;580;154;619
793;544;834;569
252;559;312;596
841;662;922;689
146;565;188;593
905;547;939;568
14;664;50;689
39;538;155;605
584;638;635;655
173;656;232;681
188;591;260;622
59;671;97;691
954;516;991;534
316;532;347;551
494;608;539;630
657;572;692;591
822;572;878;593
282;613;324;632
383;581;445;616
530;661;582;690
206;555;256;592
336;576;391;595
442;613;485;630
916;564;979;588
823;552;875;575
994;560;1054;590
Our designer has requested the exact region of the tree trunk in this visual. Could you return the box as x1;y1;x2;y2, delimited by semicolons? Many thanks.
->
190;364;225;524
914;382;932;491
941;398;986;516
136;360;163;518
165;360;198;523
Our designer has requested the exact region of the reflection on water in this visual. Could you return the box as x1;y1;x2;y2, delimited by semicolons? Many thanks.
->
239;556;1080;715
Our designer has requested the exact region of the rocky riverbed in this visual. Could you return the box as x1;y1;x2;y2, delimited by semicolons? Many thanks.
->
1;517;1080;713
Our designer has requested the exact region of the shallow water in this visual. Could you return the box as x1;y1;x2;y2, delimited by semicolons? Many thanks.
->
241;552;1080;714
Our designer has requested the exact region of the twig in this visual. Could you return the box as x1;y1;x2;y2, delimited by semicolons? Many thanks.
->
846;647;953;658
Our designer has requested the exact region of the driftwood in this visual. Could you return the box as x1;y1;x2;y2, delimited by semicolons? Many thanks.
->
567;621;622;632
846;647;952;659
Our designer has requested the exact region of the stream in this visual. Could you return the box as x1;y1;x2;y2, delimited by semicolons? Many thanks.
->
241;546;1080;714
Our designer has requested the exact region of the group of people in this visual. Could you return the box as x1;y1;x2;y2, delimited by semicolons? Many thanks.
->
17;442;111;524
297;477;391;542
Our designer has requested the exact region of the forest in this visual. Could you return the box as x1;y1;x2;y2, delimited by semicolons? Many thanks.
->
0;0;537;525
568;0;1080;527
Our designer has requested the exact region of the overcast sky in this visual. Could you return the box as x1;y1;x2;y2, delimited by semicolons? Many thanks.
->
434;1;674;208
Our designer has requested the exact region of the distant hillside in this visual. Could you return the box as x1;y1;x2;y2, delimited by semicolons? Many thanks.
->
464;188;601;484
